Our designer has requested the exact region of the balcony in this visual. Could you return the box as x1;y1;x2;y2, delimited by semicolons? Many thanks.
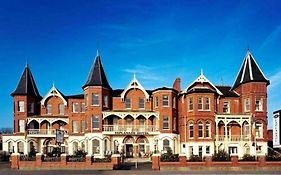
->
27;129;68;137
103;125;160;135
216;135;250;142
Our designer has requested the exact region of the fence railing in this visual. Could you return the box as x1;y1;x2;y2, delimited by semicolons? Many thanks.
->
28;129;68;136
216;135;250;142
103;125;159;134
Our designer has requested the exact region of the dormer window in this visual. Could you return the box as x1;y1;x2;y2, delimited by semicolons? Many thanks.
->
125;98;131;109
139;98;144;109
223;102;230;113
47;104;52;115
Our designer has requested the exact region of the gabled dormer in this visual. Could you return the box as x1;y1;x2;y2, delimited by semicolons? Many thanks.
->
183;70;223;95
231;50;270;90
120;74;150;101
82;50;111;90
41;84;67;106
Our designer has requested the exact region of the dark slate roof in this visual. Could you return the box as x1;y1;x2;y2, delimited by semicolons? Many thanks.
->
152;87;178;93
216;86;239;97
11;65;41;99
112;89;152;97
232;50;270;90
66;94;84;99
186;88;216;94
82;52;111;89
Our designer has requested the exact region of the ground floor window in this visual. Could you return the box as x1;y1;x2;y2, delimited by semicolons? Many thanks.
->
228;146;238;155
92;139;100;154
163;139;170;152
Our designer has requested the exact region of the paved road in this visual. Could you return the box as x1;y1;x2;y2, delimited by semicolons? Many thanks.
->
1;162;281;175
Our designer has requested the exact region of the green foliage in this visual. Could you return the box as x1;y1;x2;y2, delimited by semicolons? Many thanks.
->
188;155;202;162
240;154;256;161
28;145;37;158
212;150;230;161
74;150;87;157
160;147;179;162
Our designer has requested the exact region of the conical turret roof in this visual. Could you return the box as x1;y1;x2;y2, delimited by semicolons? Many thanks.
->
232;50;270;90
11;64;41;99
82;50;111;89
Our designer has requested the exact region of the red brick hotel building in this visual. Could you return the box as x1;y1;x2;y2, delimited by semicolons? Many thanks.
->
3;50;269;159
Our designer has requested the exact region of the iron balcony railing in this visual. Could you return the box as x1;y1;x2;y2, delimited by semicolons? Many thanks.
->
103;125;159;134
28;129;68;136
216;135;250;142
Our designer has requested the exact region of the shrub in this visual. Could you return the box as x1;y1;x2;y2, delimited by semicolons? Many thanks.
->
240;154;256;161
212;150;230;161
160;148;179;162
188;155;202;162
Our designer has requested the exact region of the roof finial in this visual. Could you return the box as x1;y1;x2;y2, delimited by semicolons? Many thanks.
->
25;60;29;68
52;81;55;88
201;68;203;76
133;72;136;80
96;49;99;57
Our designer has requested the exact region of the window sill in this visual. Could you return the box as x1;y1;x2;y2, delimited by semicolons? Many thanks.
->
91;105;100;107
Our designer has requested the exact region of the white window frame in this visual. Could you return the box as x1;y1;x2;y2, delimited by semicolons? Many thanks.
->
162;95;169;107
72;121;79;133
125;98;131;109
223;101;230;113
92;116;99;129
206;122;211;138
255;97;263;112
189;122;194;139
19;120;25;133
198;121;204;138
244;98;250;112
92;93;99;106
18;101;25;112
198;97;203;111
163;116;169;129
59;104;64;115
155;96;159;108
188;97;193;111
205;97;210;111
139;97;145;109
46;104;52;115
81;103;85;113
256;123;263;138
73;102;79;113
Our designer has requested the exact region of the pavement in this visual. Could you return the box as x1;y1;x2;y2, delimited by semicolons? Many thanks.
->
1;161;281;175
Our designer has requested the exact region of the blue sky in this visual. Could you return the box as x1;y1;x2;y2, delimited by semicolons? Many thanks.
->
1;0;281;129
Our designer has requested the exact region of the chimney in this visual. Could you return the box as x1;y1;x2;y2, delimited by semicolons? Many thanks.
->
173;77;181;92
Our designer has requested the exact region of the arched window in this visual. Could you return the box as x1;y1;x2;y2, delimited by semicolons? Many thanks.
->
8;141;13;153
198;121;203;138
189;121;194;138
92;139;100;154
81;141;85;151
206;121;211;138
138;138;145;156
73;142;78;154
17;141;24;154
163;139;170;152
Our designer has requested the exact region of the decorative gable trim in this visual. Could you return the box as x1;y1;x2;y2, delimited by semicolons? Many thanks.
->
120;74;150;101
40;84;67;106
183;70;223;95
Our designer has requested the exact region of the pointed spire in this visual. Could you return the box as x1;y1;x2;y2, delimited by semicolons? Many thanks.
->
201;68;203;76
11;65;41;99
232;50;270;90
82;51;111;89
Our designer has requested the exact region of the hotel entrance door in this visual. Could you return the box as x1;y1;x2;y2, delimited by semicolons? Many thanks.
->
126;144;133;158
